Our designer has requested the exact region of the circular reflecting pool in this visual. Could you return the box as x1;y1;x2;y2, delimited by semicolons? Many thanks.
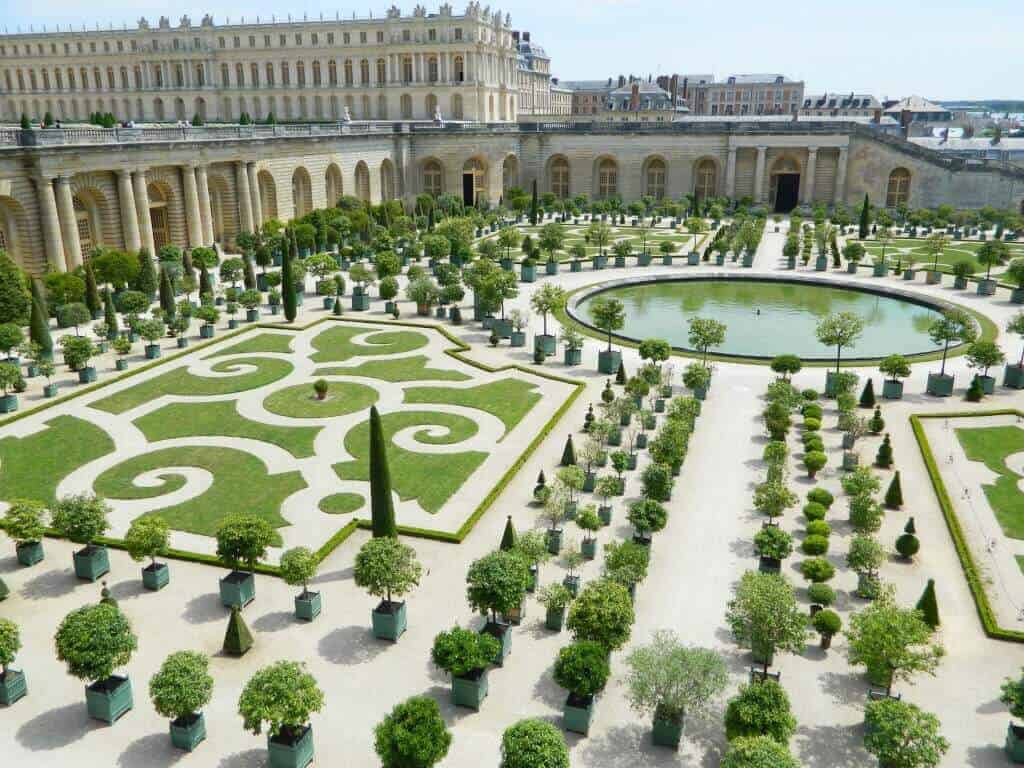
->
575;278;949;360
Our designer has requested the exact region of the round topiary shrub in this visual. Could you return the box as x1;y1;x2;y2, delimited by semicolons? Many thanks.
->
803;502;827;522
802;389;819;401
801;534;829;556
500;718;569;768
807;583;836;606
802;403;823;420
895;533;920;559
800;557;835;583
803;417;822;431
806;520;831;538
807;488;834;508
812;609;842;637
804;437;825;453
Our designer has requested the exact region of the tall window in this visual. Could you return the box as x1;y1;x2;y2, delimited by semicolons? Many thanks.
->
453;56;464;82
251;63;260;87
222;64;230;86
378;94;388;119
427;57;438;82
452;94;463;120
296;62;305;87
235;64;244;88
360;59;369;85
550;156;569;198
281;62;290;86
400;93;412;119
425;93;437;116
402;57;413;83
329;61;337;86
265;63;275;86
886;168;911;209
376;59;386;84
597;158;618;199
695;159;717;200
312;61;321;86
423;160;443;197
645;158;666;199
344;60;353;86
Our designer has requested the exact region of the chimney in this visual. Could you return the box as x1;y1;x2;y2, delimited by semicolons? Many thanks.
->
872;108;882;124
523;31;530;42
512;30;519;42
630;82;640;111
670;74;679;101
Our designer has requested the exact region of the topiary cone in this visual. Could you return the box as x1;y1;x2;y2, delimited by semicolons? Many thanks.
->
30;278;53;359
916;578;940;629
223;606;254;656
369;406;398;538
860;378;876;408
0;576;8;601
615;360;627;385
500;516;517;551
560;435;577;467
885;471;903;509
282;229;298;323
875;434;893;468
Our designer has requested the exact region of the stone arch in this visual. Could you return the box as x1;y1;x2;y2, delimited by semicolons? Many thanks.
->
421;157;444;197
642;155;668;199
769;155;802;213
174;97;186;121
693;156;719;201
325;164;343;207
452;94;464;121
593;155;619;200
502;154;519;194
886;167;911;209
153;97;165;121
355;161;371;202
257;170;278;222
206;173;238;243
0;195;30;271
463;157;488;205
292;167;313;219
425;93;438;118
69;177;117;256
400;94;413;120
547;154;571;198
146;181;174;252
194;97;207;122
380;160;395;201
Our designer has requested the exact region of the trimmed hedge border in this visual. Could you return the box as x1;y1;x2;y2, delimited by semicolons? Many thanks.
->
910;410;1024;643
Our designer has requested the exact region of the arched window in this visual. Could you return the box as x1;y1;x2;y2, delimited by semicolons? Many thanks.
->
464;158;486;204
360;59;370;85
325;165;343;205
292;168;313;218
265;63;275;86
550;156;570;198
645;158;666;199
423;160;443;197
427;57;438;82
72;197;95;259
312;61;321;86
376;59;386;84
344;60;353;86
235;64;244;88
251;63;260;87
694;159;717;201
402;57;413;83
400;94;413;119
597;158;618;199
355;162;371;202
886;168;911;209
380;161;395;201
296;62;305;87
378;94;387;119
425;93;438;117
453;56;464;82
329;61;338;86
452;94;464;120
361;94;370;119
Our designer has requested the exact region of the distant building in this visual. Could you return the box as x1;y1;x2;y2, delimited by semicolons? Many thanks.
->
560;79;614;116
883;95;952;125
514;30;565;117
692;74;804;116
909;135;1024;167
801;92;881;119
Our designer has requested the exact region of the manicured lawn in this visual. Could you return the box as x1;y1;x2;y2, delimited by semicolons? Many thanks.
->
488;222;704;261
93;446;304;538
333;410;485;514
263;381;379;419
134;401;320;458
92;357;294;415
862;238;1024;275
315;355;470;382
319;493;365;515
956;425;1024;540
208;332;295;357
310;326;429;363
0;415;114;504
404;378;541;439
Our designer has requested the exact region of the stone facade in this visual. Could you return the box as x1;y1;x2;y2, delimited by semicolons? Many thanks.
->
693;74;804;117
1;120;1022;276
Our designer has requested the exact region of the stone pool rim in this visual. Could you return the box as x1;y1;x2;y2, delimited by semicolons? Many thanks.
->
565;272;985;365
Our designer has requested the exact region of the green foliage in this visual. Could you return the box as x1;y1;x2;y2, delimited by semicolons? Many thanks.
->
589;296;625;350
30;279;53;358
623;629;728;721
0;617;21;670
804;451;827;477
726;571;809;659
279;547;318;591
553;640;611;697
50;493;110;545
859;379;876;407
807;487;833;509
816;311;865;369
0;251;29;324
916;579;940;629
149;650;214;720
800;557;835;583
537;583;573;612
602;540;650;589
215;513;275;570
431;626;500;678
770;354;802;380
801;534;829;556
238;660;324;737
223;607;254;656
640;462;673;502
720;736;800;768
847;535;885;576
724;680;797;745
369;405;398;538
628;498;668;535
500;719;569;768
863;699;949;768
753;526;793;560
354;536;423;604
566;578;635;651
807;583;836;607
1001;669;1024;720
2;499;46;544
374;696;452;768
124;516;170;564
466;550;530;622
54;603;137;682
812;609;842;636
876;434;894;468
560;434;576;466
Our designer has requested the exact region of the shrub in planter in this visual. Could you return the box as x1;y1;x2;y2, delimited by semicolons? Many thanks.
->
800;557;835;583
500;719;569;768
1001;669;1024;763
603;540;650;596
51;493;111;581
724;680;797;745
802;503;826;525
812;610;842;650
466;550;530;663
238;661;324;767
802;417;821;432
628;498;668;542
807;487;834;508
55;603;138;723
753;526;793;561
513;530;552;593
801;534;829;556
624;629;728;750
553;641;611;735
374;696;452;768
803;450;827;478
538;583;573;632
280;547;322;621
2;500;47;567
431;627;500;710
807;583;836;608
720;736;800;768
863;699;949;768
215;513;275;608
354;537;423;641
576;506;601;560
125;516;171;590
805;520;831;538
566;579;635;653
149;651;214;751
0;618;26;706
640;462;673;502
726;572;809;673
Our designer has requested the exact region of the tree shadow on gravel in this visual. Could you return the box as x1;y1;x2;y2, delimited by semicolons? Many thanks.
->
251;610;296;633
795;722;866;768
117;732;186;768
317;624;390;665
216;749;268;767
818;670;868;708
16;703;97;750
182;592;227;624
967;744;1011;767
18;567;78;600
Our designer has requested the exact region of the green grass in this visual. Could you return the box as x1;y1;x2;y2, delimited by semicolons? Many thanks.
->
208;333;294;357
92;357;294;415
403;379;541;439
263;381;379;419
0;415;115;504
134;401;320;458
333;410;485;514
862;238;1024;275
315;355;471;382
93;446;305;538
955;425;1024;540
319;493;365;515
310;326;429;363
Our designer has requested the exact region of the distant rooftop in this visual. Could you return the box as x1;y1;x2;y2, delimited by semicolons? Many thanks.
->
884;95;949;114
804;92;881;110
720;74;800;85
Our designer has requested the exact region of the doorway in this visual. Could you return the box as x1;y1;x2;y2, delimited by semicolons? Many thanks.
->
774;174;800;213
462;173;475;207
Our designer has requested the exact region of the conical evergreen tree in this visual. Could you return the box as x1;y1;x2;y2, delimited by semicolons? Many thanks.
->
282;229;298;323
500;515;517;551
875;434;894;468
99;580;118;608
134;249;157;297
966;375;984;402
243;257;257;292
83;259;101;316
905;517;916;535
884;471;903;509
561;435;577;466
29;279;53;360
534;470;547;497
369;405;397;538
915;578;940;629
102;288;118;338
583;403;595;432
860;379;876;408
199;262;213;299
869;406;885;434
182;247;195;276
859;194;871;239
530;179;539;226
223;606;254;656
615;360;628;385
159;266;176;321
0;575;8;601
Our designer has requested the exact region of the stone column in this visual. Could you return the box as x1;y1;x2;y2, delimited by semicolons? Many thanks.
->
36;177;67;273
753;146;768;204
834;146;849;204
725;146;738;198
247;162;262;229
181;164;204;248
195;166;214;245
803;147;818;204
54;175;83;270
236;161;254;234
117;169;142;253
132;169;156;257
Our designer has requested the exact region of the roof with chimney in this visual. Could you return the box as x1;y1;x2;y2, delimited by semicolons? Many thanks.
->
803;92;881;110
883;95;949;114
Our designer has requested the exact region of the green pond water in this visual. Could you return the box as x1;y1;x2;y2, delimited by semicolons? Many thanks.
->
577;279;946;359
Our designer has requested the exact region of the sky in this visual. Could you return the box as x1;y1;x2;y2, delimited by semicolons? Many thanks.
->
2;0;1019;101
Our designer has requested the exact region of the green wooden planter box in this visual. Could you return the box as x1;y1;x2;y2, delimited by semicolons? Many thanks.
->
651;712;684;750
926;373;954;397
978;375;996;395
545;606;565;631
564;348;582;365
0;669;27;706
926;270;942;285
536;334;557;356
581;538;597;560
1011;289;1024;305
510;331;526;347
16;540;44;566
78;366;97;384
0;394;17;413
351;294;371;311
570;260;582;272
815;256;828;271
582;471;596;493
978;278;998;296
145;344;161;359
715;254;726;266
693;385;707;401
42;381;57;397
115;359;129;371
451;669;489;709
1005;364;1024;389
563;574;580;597
873;263;888;277
294;590;322;621
882;379;904;399
142;562;170;591
598;505;612;525
268;725;315;768
546;527;563;554
592;256;607;270
824;370;841;397
176;337;189;348
564;695;595;735
482;622;512;666
953;276;968;289
598;349;621;374
384;301;397;314
200;324;215;338
170;712;207;751
492;319;513;339
322;297;334;310
546;260;559;275
86;675;133;724
73;545;110;581
614;255;627;268
219;571;255;609
636;433;648;449
527;565;538;593
1006;723;1024;763
520;265;536;282
372;600;407;640
742;253;755;267
607;427;622;447
903;269;916;281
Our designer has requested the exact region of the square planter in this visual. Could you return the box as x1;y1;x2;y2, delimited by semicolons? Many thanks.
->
435;306;447;319
200;324;215;339
571;260;583;272
598;505;612;525
546;527;563;554
322;297;334;310
564;694;595;735
978;278;998;296
268;724;315;768
0;669;27;706
742;254;754;268
503;599;527;626
751;640;775;667
546;260;559;275
846;263;859;274
86;675;133;724
815;256;828;271
372;600;407;641
581;538;597;560
500;258;514;272
78;366;97;384
651;710;684;750
481;622;512;666
786;256;797;270
614;255;627;268
520;265;536;283
270;305;280;315
598;349;621;374
903;269;916;281
16;540;44;567
1004;364;1024;389
563;348;582;366
176;337;189;349
1011;288;1024;305
637;433;648;449
527;565;538;593
637;253;652;267
824;370;841;397
0;393;17;413
926;270;942;285
536;334;557;356
654;398;666;413
142;562;170;591
294;590;322;622
228;319;239;330
492;319;513;339
662;254;675;266
219;570;255;609
953;276;968;289
351;294;371;311
510;331;526;347
1006;723;1024;763
452;669;489;710
170;712;207;751
384;301;397;315
582;471;596;493
978;375;996;395
545;606;565;631
73;545;110;582
715;254;726;266
873;263;888;277
115;359;129;371
882;379;904;399
145;344;161;360
607;427;622;447
563;574;581;597
591;256;607;270
927;372;954;397
759;556;782;575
